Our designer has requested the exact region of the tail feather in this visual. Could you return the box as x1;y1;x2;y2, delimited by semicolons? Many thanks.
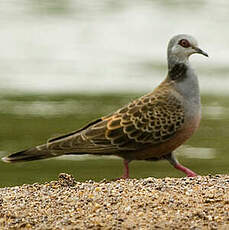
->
2;145;56;163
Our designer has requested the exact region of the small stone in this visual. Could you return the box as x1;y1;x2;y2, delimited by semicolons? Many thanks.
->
0;174;228;229
58;173;76;187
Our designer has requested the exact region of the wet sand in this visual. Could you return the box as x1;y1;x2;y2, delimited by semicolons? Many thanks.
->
0;174;228;229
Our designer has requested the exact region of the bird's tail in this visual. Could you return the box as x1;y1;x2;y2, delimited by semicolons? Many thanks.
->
2;144;56;163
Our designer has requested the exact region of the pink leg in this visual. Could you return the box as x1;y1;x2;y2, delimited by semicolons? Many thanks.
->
174;163;197;177
164;152;198;177
122;159;130;179
113;159;131;180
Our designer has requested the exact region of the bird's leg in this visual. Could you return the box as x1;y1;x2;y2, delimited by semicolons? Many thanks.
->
122;159;131;179
164;152;197;177
112;159;131;181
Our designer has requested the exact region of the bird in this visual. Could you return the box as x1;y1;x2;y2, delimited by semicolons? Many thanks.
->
2;34;208;179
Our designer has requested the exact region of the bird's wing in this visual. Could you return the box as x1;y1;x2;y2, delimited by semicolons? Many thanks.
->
47;89;185;154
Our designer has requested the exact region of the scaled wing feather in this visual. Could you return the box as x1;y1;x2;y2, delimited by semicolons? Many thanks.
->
46;87;185;155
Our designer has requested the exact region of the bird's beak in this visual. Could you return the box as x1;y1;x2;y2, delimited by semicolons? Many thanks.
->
193;47;209;57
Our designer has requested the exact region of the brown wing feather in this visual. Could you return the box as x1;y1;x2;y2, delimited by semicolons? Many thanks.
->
47;86;185;155
104;89;184;148
48;118;102;143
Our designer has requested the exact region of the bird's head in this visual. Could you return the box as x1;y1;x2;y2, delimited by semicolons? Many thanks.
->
167;34;208;66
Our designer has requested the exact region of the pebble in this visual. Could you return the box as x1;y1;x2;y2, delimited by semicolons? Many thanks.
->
0;174;228;229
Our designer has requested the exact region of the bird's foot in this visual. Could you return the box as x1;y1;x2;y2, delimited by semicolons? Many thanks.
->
174;163;198;177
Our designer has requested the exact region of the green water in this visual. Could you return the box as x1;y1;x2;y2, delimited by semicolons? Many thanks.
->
0;93;228;187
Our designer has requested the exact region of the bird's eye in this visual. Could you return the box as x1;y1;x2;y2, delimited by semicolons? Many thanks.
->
178;39;190;48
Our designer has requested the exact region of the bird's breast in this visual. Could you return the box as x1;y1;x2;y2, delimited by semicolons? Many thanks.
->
128;111;201;161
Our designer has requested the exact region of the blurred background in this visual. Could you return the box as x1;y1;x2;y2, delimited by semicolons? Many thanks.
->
0;0;229;187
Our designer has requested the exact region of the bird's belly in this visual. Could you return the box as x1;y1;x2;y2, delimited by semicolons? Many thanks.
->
129;113;201;160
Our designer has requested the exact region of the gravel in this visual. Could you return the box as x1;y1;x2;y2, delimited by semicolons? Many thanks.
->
0;174;228;229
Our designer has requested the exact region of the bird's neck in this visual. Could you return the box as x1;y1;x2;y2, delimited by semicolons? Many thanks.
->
167;52;189;70
168;63;188;81
167;49;195;82
166;60;200;106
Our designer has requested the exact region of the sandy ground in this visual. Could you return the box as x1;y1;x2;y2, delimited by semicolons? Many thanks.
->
0;174;228;230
